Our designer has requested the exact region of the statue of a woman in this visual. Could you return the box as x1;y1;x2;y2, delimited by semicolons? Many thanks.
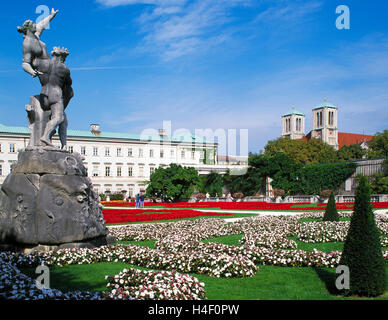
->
17;8;59;83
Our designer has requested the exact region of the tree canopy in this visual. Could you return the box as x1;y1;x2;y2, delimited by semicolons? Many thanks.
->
264;137;337;165
367;129;388;158
146;164;200;202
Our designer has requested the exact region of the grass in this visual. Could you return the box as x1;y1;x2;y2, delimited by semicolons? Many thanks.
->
19;262;388;300
17;223;388;300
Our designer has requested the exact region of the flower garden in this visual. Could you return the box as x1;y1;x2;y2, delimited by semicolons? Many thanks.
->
1;199;387;300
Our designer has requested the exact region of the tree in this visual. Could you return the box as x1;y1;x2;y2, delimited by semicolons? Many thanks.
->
264;137;337;165
322;191;339;221
339;176;386;297
369;159;388;194
293;162;357;195
198;171;223;197
367;130;388;158
337;144;365;161
146;164;200;202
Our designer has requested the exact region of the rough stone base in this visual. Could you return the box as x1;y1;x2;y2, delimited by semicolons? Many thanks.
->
0;235;117;254
0;148;108;246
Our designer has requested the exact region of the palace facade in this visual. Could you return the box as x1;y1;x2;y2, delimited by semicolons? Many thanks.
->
0;123;248;197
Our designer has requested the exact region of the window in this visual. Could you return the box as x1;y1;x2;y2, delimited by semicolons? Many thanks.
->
117;166;122;177
191;150;195;159
128;167;133;177
85;167;88;176
139;166;144;177
128;187;133;197
0;164;2;176
149;149;154;158
150;166;155;175
80;146;86;155
0;144;2;152
117;148;122;157
296;118;302;132
181;150;185;159
139;148;143;157
10;161;16;173
105;148;110;156
317;111;323;127
128;148;133;157
170;150;175;158
105;166;111;177
160;149;164;158
9;144;15;153
329;111;334;126
93;166;99;177
93;147;98;156
67;146;73;153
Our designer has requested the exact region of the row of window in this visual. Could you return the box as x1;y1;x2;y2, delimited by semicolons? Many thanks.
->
0;162;154;178
316;111;335;128
0;143;16;153
91;165;155;178
68;145;200;160
0;162;16;176
284;118;303;133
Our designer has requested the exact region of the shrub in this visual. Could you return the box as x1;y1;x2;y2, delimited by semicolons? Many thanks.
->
273;189;285;198
110;193;124;201
233;192;244;200
322;191;339;221
99;193;106;201
320;189;331;199
339;176;386;297
195;193;205;201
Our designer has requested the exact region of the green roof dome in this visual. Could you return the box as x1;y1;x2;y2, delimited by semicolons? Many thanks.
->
313;99;337;110
283;106;304;117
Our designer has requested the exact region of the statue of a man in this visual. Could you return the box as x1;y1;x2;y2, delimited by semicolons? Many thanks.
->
41;47;73;149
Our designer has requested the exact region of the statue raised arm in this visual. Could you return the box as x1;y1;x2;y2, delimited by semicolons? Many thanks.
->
35;8;59;39
17;8;59;78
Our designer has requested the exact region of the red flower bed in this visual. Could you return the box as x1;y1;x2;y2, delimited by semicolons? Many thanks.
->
102;208;234;224
101;201;388;211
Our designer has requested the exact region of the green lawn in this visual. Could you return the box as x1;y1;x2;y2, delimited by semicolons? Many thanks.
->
19;262;388;300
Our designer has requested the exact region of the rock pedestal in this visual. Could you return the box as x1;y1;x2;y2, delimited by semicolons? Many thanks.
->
0;147;114;251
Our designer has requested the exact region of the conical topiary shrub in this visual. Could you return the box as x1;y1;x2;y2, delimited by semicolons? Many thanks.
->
322;190;339;221
339;175;386;297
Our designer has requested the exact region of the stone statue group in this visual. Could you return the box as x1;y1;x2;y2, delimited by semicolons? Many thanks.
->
18;8;73;150
0;8;113;251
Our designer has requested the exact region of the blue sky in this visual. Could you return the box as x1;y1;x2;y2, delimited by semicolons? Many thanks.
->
0;0;387;154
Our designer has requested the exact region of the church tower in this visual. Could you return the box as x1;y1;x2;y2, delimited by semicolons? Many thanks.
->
311;99;338;150
281;106;305;139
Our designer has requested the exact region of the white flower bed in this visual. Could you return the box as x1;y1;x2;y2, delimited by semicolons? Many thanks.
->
1;213;387;300
106;268;206;300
